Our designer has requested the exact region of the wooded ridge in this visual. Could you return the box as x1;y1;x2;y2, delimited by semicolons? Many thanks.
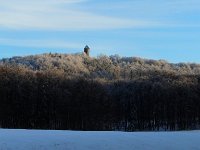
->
0;53;199;131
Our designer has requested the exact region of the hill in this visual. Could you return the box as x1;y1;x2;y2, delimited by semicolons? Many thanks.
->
0;53;200;131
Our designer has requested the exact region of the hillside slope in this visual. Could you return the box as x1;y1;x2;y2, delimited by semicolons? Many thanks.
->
0;53;200;131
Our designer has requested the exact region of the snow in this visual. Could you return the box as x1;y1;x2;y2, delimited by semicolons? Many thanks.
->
0;129;200;150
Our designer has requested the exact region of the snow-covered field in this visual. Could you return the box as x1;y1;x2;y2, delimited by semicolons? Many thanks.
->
0;129;200;150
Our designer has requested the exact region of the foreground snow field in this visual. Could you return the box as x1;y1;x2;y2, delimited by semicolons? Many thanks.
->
0;129;200;150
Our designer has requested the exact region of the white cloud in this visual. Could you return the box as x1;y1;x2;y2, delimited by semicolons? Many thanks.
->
0;0;159;30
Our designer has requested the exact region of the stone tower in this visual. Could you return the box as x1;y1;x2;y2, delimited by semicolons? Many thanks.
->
84;45;90;56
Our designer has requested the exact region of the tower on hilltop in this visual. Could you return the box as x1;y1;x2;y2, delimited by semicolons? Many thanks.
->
84;45;90;56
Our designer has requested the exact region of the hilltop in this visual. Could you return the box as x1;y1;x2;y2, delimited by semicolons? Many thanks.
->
1;53;200;80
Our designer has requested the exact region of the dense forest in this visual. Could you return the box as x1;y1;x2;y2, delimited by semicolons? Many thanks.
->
0;53;200;131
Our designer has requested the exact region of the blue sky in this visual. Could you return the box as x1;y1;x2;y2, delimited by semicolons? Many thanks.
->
0;0;200;63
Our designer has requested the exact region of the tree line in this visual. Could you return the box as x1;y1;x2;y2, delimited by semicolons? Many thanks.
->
2;53;200;80
0;64;200;131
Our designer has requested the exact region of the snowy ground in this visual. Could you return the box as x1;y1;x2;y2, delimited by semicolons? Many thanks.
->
0;129;200;150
